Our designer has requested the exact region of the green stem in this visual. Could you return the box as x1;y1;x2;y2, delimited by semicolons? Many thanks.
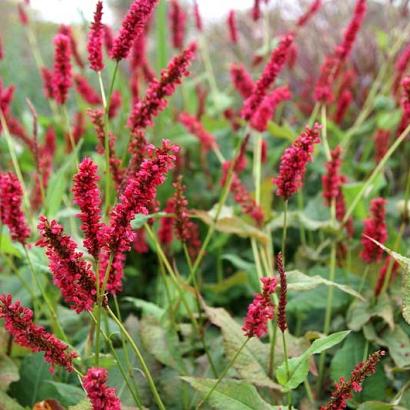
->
107;306;166;410
282;331;292;410
359;265;370;294
321;105;331;161
196;338;249;409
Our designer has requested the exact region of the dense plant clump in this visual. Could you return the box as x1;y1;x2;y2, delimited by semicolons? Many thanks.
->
0;0;410;409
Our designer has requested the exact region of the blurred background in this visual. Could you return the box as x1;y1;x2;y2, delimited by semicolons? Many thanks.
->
0;0;409;114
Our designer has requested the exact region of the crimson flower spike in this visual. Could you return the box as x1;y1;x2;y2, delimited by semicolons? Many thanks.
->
41;67;55;100
242;276;277;338
52;33;72;105
227;10;238;44
296;0;322;28
0;294;78;373
72;158;105;260
321;350;385;410
37;216;97;313
128;42;196;131
0;172;31;244
111;0;159;61
276;252;288;333
88;1;104;72
274;123;321;200
252;0;261;21
241;34;294;121
360;198;387;264
74;74;102;105
193;1;203;31
322;146;343;206
230;63;255;99
169;0;186;50
83;368;121;410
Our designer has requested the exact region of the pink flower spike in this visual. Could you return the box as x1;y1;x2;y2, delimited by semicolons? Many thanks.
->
169;0;186;49
0;294;78;373
88;1;104;72
227;10;238;44
230;64;254;99
52;33;72;105
83;368;121;410
111;0;159;61
296;0;322;27
74;74;102;105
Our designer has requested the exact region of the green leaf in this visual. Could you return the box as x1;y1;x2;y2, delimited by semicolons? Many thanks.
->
40;381;85;406
379;325;410;368
69;400;92;410
182;378;276;410
0;391;24;410
276;331;350;390
376;110;402;129
123;297;165;319
203;304;282;390
0;355;19;391
357;402;394;410
130;213;164;230
363;238;410;324
46;142;82;218
286;270;364;301
0;232;21;257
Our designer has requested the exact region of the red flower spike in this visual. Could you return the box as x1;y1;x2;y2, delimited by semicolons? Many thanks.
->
72;158;105;260
241;34;294;121
37;216;97;313
0;172;31;244
108;90;122;119
242;276;277;338
169;0;186;49
296;0;322;27
334;89;352;124
41;67;55;100
0;294;78;373
374;129;390;162
322;146;343;206
158;198;175;247
111;0;159;61
230;64;255;99
360;198;387;264
321;350;385;410
17;4;29;25
58;25;84;69
88;1;104;72
83;368;121;410
227;10;238;44
252;0;261;21
250;86;291;132
52;34;72;105
178;112;216;153
103;24;114;55
274;123;321;200
128;43;196;131
374;256;400;297
276;252;288;333
74;74;102;105
193;1;203;31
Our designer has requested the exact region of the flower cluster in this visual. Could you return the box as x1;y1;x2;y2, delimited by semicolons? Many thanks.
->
104;140;178;291
322;146;343;206
242;276;277;338
37;216;97;313
227;10;238;44
0;294;78;373
83;368;121;410
250;86;291;132
321;350;385;410
230;64;254;99
74;74;102;105
72;158;105;260
169;0;186;49
360;197;387;263
87;1;104;72
274;123;321;200
241;34;293;120
178;112;216;152
0;172;31;244
276;252;288;333
111;0;159;61
128;42;196;131
52;33;72;105
172;176;202;259
296;0;322;28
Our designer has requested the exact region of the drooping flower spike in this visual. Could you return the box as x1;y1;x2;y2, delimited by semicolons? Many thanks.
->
0;294;78;373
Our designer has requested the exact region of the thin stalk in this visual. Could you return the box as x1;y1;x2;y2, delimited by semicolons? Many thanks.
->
107;306;166;410
359;265;371;294
281;200;288;263
196;338;250;409
198;36;219;98
98;71;107;109
268;320;278;378
62;106;78;165
88;312;143;408
281;331;292;410
321;105;331;160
